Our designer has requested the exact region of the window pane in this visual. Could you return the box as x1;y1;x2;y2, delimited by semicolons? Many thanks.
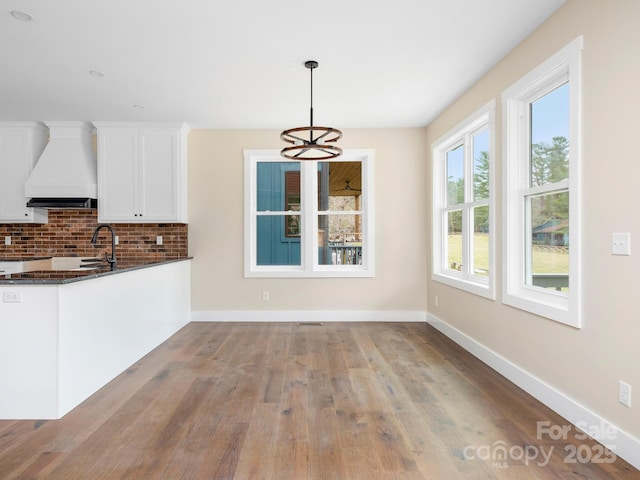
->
318;214;362;265
527;191;569;292
472;205;489;277
446;210;462;271
328;195;357;211
473;129;490;201
257;162;300;212
318;161;362;212
284;171;301;237
530;83;569;187
256;215;301;266
446;145;464;206
285;209;300;237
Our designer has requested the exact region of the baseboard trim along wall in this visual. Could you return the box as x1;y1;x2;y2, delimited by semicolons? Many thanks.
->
191;310;427;323
426;312;640;471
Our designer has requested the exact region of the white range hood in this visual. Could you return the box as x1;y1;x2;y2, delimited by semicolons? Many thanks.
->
25;121;97;208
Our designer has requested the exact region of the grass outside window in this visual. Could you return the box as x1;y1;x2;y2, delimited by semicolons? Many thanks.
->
447;233;569;285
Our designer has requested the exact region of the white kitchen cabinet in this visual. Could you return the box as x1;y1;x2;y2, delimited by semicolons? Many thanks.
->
93;122;189;223
0;122;48;223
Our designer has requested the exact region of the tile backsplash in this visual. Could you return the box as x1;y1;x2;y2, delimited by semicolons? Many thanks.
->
0;210;188;262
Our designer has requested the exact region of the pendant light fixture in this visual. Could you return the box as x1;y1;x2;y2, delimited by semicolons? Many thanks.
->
281;60;342;160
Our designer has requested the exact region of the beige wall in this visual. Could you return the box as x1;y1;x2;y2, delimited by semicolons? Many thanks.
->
426;0;640;440
188;128;429;313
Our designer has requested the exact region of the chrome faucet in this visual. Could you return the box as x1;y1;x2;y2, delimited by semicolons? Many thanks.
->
91;223;117;270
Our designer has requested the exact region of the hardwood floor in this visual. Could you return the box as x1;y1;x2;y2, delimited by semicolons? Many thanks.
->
0;322;637;479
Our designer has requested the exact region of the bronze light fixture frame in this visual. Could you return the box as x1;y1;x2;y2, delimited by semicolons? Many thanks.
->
280;60;342;160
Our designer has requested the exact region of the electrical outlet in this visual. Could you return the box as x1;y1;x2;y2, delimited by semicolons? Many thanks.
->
3;291;22;303
435;296;439;307
114;236;119;245
612;233;631;256
619;381;632;408
156;236;163;245
4;236;10;246
262;291;270;301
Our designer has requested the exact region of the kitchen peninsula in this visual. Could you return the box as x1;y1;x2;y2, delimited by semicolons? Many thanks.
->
0;258;191;419
0;120;191;420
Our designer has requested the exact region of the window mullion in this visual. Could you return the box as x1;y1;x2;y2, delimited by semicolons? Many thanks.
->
519;100;531;190
523;195;533;287
461;205;471;277
248;157;257;269
438;152;449;275
301;161;316;270
463;132;473;277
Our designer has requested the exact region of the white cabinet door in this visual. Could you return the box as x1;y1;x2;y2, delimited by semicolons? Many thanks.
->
97;129;139;222
0;123;48;224
139;129;178;221
95;123;188;223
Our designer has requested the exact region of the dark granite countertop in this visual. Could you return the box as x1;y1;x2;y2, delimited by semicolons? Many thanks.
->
0;258;191;285
0;257;53;262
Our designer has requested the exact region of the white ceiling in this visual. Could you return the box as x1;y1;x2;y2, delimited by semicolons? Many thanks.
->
1;0;565;129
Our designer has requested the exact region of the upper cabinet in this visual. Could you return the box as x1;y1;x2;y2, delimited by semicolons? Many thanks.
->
93;122;190;223
0;122;48;223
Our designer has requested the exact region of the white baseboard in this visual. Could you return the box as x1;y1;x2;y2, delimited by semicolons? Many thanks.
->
427;312;640;471
191;310;427;323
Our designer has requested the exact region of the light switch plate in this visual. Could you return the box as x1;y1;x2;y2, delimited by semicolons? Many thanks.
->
619;380;632;407
612;233;631;256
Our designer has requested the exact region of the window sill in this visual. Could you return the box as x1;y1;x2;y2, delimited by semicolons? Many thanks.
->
245;266;375;278
433;271;495;300
502;289;580;328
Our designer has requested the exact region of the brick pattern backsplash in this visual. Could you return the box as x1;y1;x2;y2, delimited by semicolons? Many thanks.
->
0;210;188;262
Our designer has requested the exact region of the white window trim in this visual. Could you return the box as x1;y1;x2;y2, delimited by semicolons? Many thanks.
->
432;99;496;299
244;149;375;278
502;36;583;328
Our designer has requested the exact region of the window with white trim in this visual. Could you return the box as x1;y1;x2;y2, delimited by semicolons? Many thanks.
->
244;149;374;277
502;37;583;327
432;100;495;298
